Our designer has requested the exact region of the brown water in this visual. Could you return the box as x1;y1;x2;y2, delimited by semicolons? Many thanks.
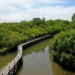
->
17;39;53;75
0;51;17;69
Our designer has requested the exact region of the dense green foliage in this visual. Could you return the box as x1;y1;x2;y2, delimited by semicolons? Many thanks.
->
0;18;69;52
51;14;75;68
52;30;75;67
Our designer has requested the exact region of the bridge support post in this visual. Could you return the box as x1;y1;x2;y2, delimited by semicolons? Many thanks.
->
9;66;10;74
14;60;15;73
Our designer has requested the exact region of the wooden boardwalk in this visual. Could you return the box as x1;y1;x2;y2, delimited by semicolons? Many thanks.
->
0;35;51;75
0;46;23;75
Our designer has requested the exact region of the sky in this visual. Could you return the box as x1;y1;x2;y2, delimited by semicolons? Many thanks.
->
0;0;75;23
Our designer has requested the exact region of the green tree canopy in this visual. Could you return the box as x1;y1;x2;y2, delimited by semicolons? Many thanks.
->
51;29;75;68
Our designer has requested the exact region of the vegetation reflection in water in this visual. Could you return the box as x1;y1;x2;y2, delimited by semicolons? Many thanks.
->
50;54;75;75
17;39;75;75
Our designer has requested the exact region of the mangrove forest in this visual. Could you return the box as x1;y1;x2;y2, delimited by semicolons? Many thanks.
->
0;13;75;69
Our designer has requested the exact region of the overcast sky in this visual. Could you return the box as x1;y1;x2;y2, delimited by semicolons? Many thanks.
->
0;0;75;23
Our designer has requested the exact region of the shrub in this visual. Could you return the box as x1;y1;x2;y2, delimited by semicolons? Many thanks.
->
51;29;75;67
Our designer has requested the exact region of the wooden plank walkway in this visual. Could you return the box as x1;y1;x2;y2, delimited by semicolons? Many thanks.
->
0;35;51;75
0;46;23;75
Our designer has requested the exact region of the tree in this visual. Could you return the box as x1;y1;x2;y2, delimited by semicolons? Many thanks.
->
32;17;45;26
72;13;75;21
51;30;75;68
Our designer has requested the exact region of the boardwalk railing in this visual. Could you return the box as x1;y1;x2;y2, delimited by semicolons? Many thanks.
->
0;35;52;75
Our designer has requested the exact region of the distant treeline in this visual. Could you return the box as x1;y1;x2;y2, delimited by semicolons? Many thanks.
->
0;15;70;52
51;13;75;68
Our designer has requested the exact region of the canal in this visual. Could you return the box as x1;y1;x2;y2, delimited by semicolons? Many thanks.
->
0;38;75;75
16;38;75;75
16;38;53;75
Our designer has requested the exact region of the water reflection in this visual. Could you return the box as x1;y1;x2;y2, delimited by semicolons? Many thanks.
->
16;39;53;75
18;46;53;75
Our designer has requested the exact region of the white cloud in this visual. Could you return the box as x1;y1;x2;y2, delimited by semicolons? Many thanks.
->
35;0;65;4
0;0;75;22
20;6;75;21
